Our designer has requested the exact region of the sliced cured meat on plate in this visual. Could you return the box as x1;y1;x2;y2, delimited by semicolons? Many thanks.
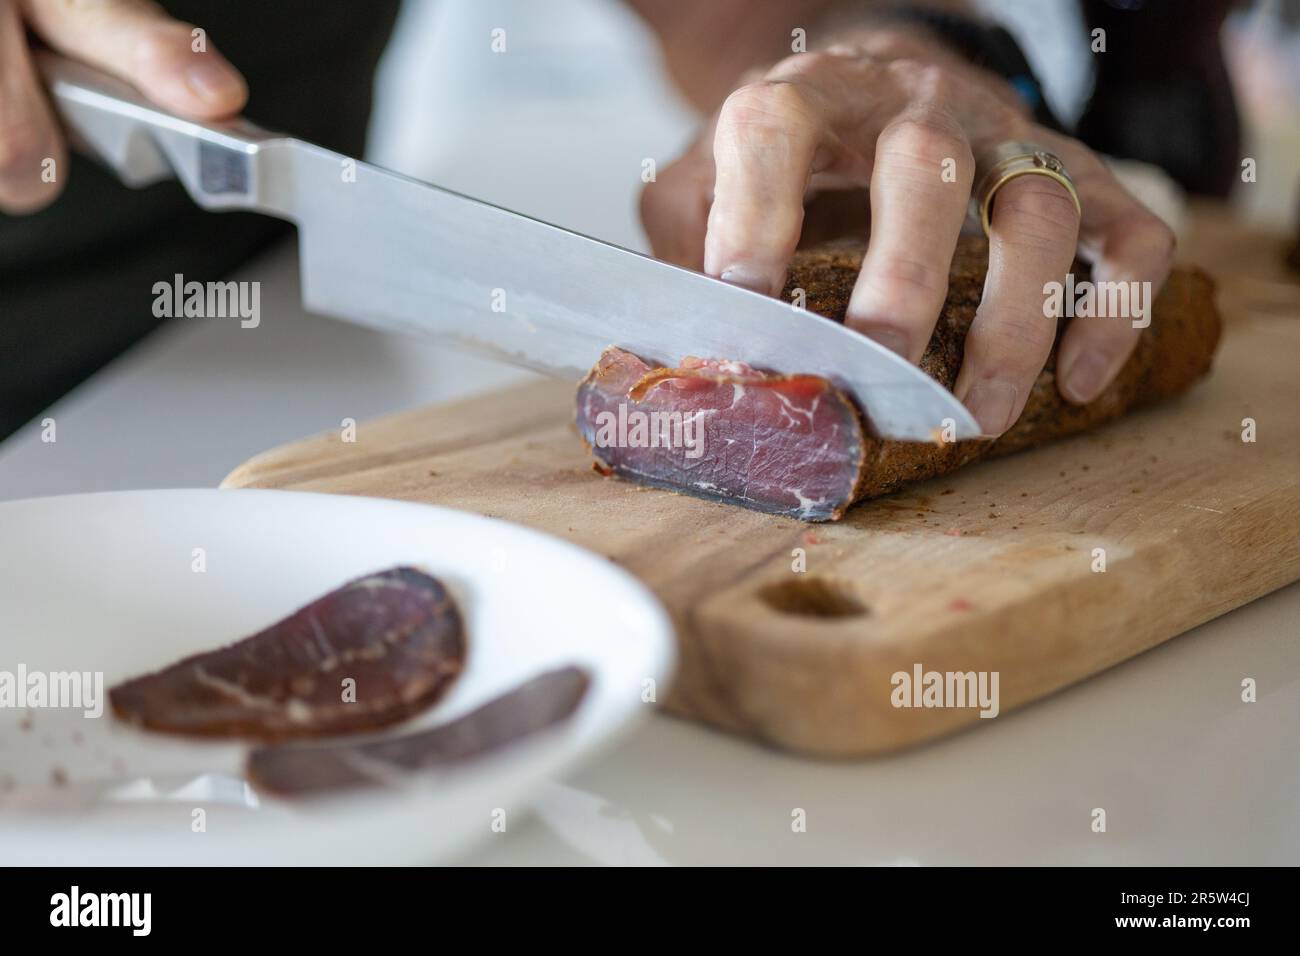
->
110;567;465;741
0;490;674;864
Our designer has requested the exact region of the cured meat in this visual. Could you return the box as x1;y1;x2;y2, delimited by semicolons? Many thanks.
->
576;351;866;520
110;567;465;741
246;667;590;796
576;236;1222;520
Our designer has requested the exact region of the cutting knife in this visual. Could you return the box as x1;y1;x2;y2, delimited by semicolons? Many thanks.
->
38;52;981;442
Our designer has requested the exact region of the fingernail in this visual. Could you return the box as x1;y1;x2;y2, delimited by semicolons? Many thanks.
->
860;328;909;358
1061;349;1112;404
719;264;772;295
964;380;1019;436
185;58;243;104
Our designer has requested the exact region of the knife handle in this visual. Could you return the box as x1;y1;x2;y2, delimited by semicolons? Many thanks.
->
37;50;297;218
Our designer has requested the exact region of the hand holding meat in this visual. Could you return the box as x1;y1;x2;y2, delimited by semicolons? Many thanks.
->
640;25;1177;435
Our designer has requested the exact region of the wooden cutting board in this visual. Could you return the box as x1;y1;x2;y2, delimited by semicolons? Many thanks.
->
223;208;1300;756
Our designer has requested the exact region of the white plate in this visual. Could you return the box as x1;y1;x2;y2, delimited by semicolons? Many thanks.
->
0;489;674;865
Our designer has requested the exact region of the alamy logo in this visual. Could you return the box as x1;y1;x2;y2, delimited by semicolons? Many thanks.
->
153;273;260;328
0;665;103;718
1043;274;1151;328
590;403;705;459
890;663;1000;718
50;887;151;936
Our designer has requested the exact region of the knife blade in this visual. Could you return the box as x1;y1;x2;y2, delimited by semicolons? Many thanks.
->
39;52;981;442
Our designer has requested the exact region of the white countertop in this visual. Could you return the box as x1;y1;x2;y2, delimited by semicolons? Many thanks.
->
3;0;1295;865
2;240;1296;865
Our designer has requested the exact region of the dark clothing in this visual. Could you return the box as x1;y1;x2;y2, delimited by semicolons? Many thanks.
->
0;1;400;439
1076;0;1242;198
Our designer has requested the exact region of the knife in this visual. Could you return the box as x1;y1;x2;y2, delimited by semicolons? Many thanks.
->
39;52;981;442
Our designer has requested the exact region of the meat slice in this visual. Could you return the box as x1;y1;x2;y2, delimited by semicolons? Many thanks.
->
110;567;465;741
246;667;590;797
575;236;1222;520
576;350;867;520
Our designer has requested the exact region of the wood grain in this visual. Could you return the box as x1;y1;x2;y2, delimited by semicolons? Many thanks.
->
224;210;1300;756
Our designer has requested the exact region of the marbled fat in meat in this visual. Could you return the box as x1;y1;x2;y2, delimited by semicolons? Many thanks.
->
576;348;867;520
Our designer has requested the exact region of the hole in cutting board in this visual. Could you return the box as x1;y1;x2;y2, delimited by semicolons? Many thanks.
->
757;577;868;619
